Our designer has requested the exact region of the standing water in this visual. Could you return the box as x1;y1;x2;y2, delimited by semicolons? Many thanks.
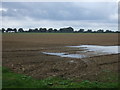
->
42;45;120;59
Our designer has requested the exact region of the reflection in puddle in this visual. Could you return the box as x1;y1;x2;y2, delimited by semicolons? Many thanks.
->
42;52;86;58
67;45;120;54
42;45;120;59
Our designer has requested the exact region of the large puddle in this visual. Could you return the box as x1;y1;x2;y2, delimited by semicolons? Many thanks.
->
42;45;120;59
42;52;86;58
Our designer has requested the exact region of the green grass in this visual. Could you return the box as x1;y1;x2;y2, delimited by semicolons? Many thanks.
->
2;67;119;88
0;66;2;89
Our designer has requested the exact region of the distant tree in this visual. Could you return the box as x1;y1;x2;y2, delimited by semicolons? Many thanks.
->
67;27;74;32
59;27;74;33
59;28;64;32
86;29;92;33
105;30;112;33
18;28;24;32
59;28;67;33
48;28;53;32
34;28;39;32
78;29;84;33
39;28;42;32
97;29;104;33
42;28;47;32
28;29;33;32
2;28;5;33
6;28;17;33
92;31;97;33
39;28;47;32
13;28;17;33
115;31;120;33
53;29;58;32
6;28;13;32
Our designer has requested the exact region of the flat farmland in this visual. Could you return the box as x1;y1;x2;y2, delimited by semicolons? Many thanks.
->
2;33;119;82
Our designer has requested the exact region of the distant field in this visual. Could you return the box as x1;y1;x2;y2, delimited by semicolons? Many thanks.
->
2;33;119;49
2;33;119;88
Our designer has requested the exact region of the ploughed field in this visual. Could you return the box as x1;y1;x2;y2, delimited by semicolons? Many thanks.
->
2;33;119;82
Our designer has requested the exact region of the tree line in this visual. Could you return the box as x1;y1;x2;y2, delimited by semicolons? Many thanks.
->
1;27;120;33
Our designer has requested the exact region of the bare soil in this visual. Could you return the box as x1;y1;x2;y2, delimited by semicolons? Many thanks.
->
2;33;119;82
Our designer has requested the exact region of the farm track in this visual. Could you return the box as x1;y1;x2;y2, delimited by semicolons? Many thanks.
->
2;33;119;82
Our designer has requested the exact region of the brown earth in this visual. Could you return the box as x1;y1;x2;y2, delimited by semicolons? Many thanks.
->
2;33;119;82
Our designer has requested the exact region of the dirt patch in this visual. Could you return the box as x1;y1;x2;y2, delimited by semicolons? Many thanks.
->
2;33;119;82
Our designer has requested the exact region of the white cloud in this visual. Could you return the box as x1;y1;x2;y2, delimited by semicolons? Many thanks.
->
13;9;17;12
2;16;118;31
109;13;118;21
1;2;118;31
0;8;8;12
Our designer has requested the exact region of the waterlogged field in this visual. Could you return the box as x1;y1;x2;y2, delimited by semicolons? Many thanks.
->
42;45;120;59
2;33;119;88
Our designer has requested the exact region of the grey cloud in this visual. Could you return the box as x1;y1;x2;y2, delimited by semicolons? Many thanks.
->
2;2;117;21
1;2;118;30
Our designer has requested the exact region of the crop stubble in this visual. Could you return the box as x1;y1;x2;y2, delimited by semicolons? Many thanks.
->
2;33;119;82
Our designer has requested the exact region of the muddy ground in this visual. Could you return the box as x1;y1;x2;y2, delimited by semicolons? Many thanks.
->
2;33;119;82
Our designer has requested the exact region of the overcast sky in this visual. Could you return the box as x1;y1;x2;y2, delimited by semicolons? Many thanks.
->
1;2;118;31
